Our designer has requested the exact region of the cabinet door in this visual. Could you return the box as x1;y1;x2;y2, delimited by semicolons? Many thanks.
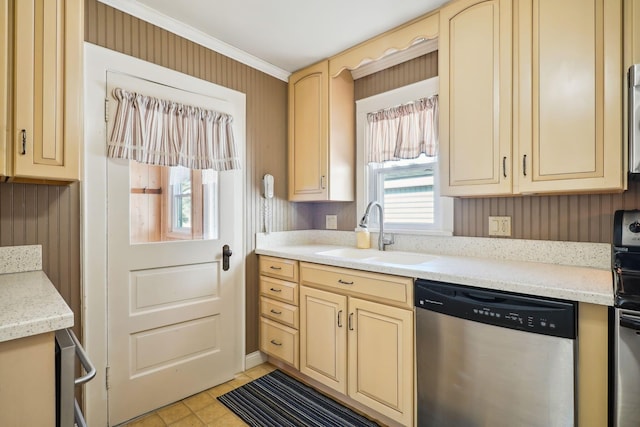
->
300;286;347;394
0;333;55;427
0;0;7;177
348;298;413;426
516;0;623;193
288;61;328;201
439;0;513;196
13;0;82;181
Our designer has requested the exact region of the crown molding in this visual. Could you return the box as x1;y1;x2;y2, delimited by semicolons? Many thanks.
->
97;0;291;82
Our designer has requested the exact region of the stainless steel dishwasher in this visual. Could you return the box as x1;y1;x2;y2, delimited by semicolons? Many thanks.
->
415;279;577;427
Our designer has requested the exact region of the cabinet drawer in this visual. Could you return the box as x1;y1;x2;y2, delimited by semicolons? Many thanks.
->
260;296;299;329
260;318;299;368
259;256;299;282
259;276;298;305
300;262;412;308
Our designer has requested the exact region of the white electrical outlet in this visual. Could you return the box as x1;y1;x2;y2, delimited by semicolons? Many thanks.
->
488;216;511;236
325;215;338;230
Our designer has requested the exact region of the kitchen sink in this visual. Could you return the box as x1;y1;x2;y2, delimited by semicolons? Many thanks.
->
369;252;437;265
317;248;380;259
316;248;437;265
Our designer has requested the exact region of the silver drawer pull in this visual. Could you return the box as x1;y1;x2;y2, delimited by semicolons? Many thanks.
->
270;266;282;270
338;279;354;285
337;310;343;327
348;313;354;330
270;309;282;315
269;287;282;292
270;339;282;346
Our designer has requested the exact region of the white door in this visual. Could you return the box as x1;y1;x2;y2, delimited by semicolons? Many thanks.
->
106;71;244;425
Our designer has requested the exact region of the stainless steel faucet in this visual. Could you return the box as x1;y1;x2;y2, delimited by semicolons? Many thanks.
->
359;201;394;251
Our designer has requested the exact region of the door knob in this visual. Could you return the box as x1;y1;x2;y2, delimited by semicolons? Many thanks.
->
222;244;232;271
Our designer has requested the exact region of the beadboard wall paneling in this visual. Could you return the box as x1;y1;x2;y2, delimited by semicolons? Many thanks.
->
354;51;439;101
84;0;304;354
454;181;640;243
0;182;81;335
305;52;439;231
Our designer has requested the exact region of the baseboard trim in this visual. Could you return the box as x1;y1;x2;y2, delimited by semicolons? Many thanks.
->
245;351;268;370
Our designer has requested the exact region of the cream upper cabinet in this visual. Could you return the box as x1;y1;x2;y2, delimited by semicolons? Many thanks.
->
440;0;624;196
515;0;623;194
9;0;82;182
0;0;8;177
439;0;513;196
288;60;354;201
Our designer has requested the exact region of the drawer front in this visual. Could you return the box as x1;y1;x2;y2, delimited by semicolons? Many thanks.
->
259;276;298;305
259;256;298;282
260;318;299;368
300;262;412;307
260;296;299;329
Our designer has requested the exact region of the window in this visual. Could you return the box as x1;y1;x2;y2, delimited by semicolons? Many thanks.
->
128;161;219;244
167;167;219;240
356;77;453;235
169;167;193;234
368;156;438;230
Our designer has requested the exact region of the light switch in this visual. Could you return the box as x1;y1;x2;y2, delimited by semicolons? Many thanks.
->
325;215;338;230
488;216;511;237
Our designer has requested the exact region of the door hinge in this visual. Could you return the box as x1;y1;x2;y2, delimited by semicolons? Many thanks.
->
105;366;111;390
104;98;109;123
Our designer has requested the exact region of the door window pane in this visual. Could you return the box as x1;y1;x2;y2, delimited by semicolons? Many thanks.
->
129;161;219;243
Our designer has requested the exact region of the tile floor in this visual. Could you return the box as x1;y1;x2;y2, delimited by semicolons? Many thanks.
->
118;363;277;427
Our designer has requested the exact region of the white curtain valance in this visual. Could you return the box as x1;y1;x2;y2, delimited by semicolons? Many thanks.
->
108;88;241;171
365;95;438;163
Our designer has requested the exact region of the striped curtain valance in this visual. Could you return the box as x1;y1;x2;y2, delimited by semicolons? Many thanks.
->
365;95;438;163
108;88;241;171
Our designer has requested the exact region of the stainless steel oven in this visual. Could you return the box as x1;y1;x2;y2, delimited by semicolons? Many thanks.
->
612;210;640;426
55;328;96;427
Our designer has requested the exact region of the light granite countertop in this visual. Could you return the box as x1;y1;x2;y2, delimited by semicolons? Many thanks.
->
0;246;73;343
255;231;614;306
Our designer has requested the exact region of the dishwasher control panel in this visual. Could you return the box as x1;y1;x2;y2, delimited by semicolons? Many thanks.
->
415;279;576;339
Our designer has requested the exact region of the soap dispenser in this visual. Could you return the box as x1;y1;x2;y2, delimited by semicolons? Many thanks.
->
355;226;370;249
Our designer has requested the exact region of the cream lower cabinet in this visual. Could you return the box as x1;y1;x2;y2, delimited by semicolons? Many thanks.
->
299;263;414;426
0;332;55;427
259;256;300;369
439;0;623;196
300;286;348;394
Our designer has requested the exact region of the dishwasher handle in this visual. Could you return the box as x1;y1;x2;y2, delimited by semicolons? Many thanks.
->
460;291;507;304
68;329;97;386
620;314;640;331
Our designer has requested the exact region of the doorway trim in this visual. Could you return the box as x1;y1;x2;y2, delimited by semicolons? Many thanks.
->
82;42;246;427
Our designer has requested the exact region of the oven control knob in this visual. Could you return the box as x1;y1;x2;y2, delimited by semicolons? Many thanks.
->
630;221;640;233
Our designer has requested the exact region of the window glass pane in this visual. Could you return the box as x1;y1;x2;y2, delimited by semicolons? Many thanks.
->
129;161;219;243
368;155;438;231
384;169;434;225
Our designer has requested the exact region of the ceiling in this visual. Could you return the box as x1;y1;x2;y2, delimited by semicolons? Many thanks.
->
100;0;447;80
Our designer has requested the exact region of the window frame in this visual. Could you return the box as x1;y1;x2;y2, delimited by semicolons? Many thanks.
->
355;77;453;236
161;167;206;241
